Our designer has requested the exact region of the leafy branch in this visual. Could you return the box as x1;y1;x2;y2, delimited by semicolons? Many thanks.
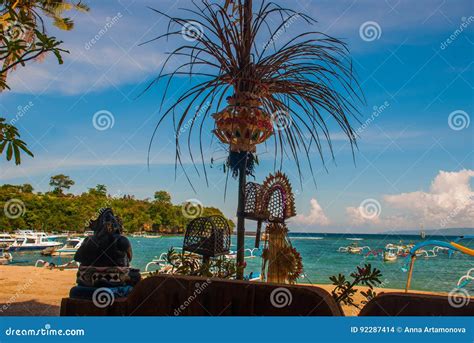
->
330;263;382;308
0;118;33;165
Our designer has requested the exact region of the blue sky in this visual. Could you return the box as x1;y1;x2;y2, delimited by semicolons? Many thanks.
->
0;0;473;233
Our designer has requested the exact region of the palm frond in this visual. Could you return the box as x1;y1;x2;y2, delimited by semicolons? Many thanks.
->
144;0;364;186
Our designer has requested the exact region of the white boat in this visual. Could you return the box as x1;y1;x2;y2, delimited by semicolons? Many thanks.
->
383;248;398;262
41;237;84;256
7;232;62;252
48;238;84;256
0;233;15;247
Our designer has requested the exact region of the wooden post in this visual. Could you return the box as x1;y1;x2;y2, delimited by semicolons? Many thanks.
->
236;155;247;279
235;0;253;280
255;220;262;248
405;255;416;292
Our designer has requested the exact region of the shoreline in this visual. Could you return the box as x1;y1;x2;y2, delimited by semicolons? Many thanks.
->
0;265;454;316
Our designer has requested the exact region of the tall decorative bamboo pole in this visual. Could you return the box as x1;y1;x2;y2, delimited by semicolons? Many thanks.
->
235;0;253;280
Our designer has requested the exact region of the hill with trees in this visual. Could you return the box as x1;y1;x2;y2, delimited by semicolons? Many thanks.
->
0;175;233;234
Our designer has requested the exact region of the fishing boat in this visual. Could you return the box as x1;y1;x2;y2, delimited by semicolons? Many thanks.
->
383;248;398;262
7;232;62;251
0;249;12;265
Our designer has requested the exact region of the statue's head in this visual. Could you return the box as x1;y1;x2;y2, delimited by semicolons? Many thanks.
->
88;208;123;237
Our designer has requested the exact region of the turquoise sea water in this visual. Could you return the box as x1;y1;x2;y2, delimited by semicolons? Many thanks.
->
7;234;473;293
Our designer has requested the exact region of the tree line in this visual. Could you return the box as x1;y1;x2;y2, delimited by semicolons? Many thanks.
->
0;174;234;234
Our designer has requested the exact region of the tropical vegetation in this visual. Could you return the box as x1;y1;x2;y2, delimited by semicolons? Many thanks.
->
0;0;88;164
0;175;233;233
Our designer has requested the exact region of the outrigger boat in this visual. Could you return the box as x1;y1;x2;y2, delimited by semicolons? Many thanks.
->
383;248;398;262
338;242;371;254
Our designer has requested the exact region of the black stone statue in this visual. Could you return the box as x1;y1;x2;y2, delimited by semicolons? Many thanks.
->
75;208;132;267
73;208;140;290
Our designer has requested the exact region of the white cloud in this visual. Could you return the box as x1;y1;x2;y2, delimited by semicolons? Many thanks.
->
345;205;381;226
383;169;474;229
346;169;474;229
292;198;331;226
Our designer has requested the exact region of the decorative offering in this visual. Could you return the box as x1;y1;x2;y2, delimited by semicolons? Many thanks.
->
183;215;231;262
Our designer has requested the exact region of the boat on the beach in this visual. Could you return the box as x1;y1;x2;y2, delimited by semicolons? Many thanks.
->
42;237;84;256
0;249;12;265
7;232;62;252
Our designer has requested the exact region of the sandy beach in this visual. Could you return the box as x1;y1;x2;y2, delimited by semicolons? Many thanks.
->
0;265;452;316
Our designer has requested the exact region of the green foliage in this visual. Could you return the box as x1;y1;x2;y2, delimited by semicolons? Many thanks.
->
0;180;233;234
154;190;171;204
0;0;89;89
330;263;382;309
0;118;33;164
157;247;239;279
49;174;74;194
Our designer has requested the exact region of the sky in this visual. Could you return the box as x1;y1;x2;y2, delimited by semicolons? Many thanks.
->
0;0;473;233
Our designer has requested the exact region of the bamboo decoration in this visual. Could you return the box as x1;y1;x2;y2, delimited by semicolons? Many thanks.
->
144;0;364;278
261;223;303;284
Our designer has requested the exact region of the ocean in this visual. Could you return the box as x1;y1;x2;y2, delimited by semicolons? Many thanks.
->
6;233;473;293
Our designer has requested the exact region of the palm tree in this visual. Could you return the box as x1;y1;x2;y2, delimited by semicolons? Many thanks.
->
145;0;364;278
